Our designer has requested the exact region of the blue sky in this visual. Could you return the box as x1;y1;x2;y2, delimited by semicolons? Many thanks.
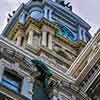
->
0;0;99;36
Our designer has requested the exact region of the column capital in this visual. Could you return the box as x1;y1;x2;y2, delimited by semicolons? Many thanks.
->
26;23;40;35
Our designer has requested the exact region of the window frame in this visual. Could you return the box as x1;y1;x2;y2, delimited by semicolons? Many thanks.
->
1;69;23;93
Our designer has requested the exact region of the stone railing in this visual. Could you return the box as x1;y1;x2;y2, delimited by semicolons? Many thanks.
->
0;58;19;70
80;64;100;92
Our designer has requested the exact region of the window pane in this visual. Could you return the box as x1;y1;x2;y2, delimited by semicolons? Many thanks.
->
2;79;19;92
1;70;22;93
3;76;20;87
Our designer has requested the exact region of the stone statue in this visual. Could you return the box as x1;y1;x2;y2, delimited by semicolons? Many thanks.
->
31;59;52;100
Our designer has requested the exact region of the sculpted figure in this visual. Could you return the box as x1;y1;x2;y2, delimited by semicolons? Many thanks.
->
31;59;52;100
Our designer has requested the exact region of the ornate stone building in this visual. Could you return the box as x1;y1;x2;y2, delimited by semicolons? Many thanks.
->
0;0;99;100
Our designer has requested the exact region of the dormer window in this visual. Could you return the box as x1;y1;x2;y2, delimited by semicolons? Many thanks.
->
30;10;43;20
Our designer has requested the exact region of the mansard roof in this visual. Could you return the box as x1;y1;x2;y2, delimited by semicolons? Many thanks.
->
2;0;91;40
25;0;91;29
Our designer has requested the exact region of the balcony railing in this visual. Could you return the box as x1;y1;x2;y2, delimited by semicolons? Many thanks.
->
81;65;100;92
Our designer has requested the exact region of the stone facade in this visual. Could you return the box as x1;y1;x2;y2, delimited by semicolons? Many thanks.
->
0;0;99;100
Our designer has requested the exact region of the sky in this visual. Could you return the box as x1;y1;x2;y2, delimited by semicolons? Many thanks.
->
0;0;99;36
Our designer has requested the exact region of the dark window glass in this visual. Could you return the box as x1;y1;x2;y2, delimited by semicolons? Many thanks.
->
21;37;24;46
1;70;22;93
46;33;49;47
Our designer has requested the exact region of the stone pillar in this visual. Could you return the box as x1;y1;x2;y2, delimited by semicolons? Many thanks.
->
41;31;47;47
32;32;41;49
48;34;52;49
27;31;34;46
16;36;22;46
15;29;24;46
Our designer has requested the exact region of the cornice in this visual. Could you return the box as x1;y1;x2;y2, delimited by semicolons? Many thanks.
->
46;0;91;30
55;34;86;48
0;37;75;83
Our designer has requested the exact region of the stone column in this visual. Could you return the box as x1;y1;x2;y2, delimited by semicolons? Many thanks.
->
41;31;47;47
33;33;41;49
16;35;22;46
48;34;52;50
15;29;24;46
27;31;34;46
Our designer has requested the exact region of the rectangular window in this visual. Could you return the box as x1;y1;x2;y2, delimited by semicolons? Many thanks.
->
1;70;22;93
